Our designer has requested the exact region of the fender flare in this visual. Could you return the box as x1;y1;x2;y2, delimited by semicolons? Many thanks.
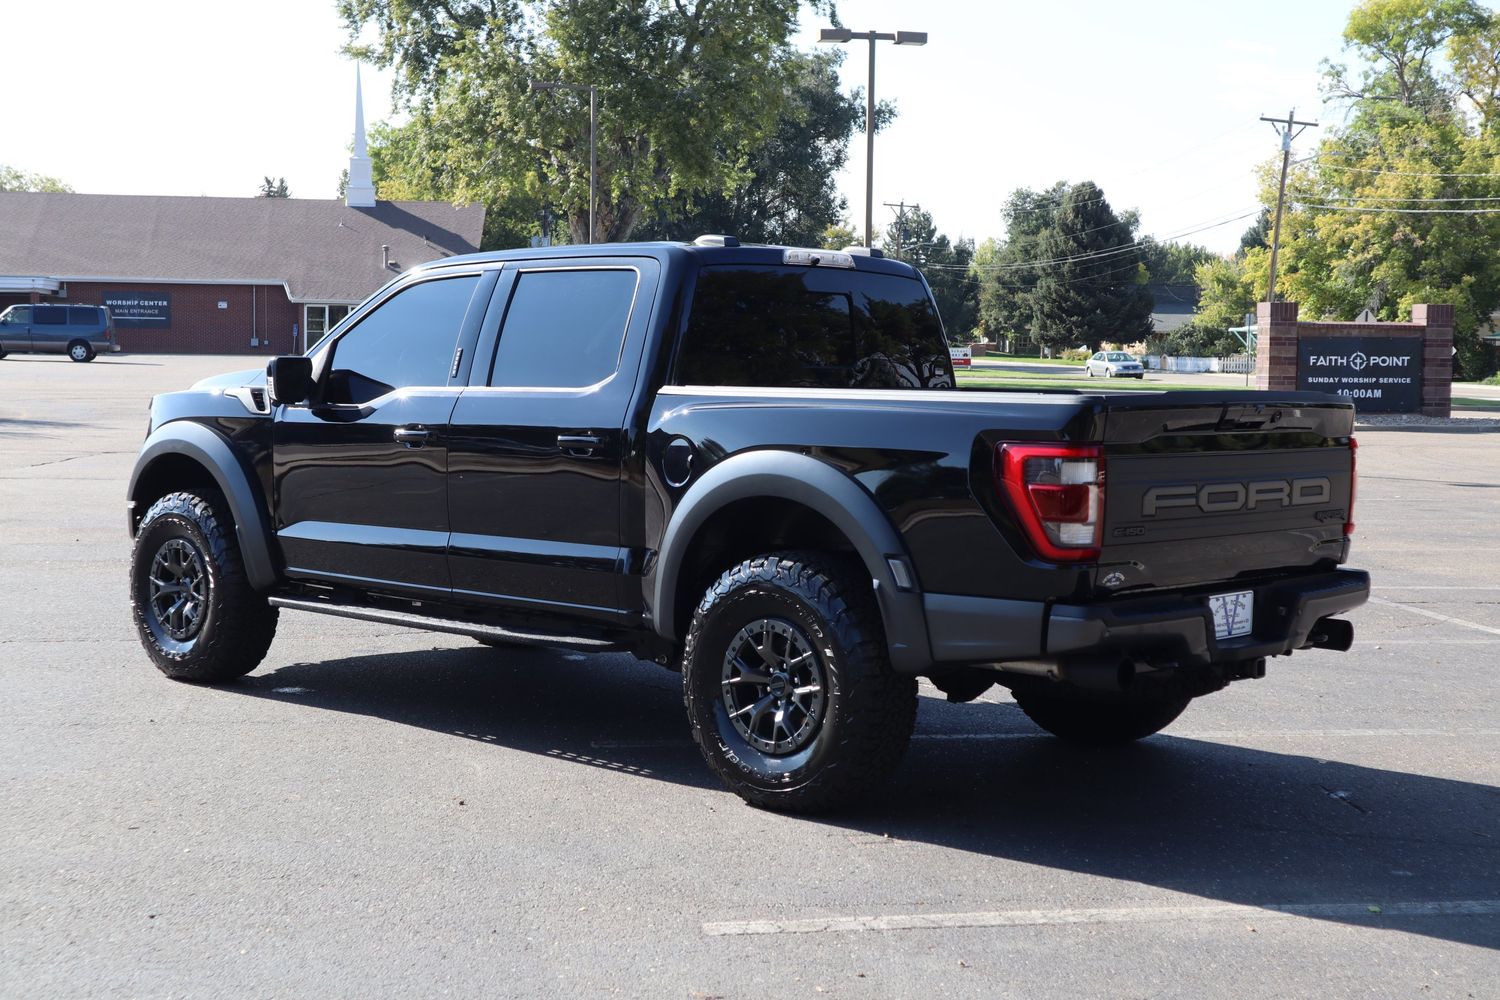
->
651;450;933;672
128;421;279;592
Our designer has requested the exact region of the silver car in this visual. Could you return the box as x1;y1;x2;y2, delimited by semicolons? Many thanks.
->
0;304;119;361
1084;350;1144;379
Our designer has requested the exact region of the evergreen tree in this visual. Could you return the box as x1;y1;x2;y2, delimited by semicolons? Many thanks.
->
1028;182;1153;353
258;176;290;198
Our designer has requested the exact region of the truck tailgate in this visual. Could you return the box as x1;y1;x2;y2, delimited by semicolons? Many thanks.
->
1097;399;1355;592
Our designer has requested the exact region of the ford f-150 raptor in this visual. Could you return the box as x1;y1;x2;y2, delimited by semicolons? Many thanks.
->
127;237;1368;811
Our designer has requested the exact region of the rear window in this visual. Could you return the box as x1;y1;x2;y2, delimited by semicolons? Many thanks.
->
490;268;637;388
70;306;102;325
675;265;953;389
34;306;67;325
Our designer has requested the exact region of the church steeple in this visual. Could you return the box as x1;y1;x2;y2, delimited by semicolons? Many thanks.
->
345;65;377;208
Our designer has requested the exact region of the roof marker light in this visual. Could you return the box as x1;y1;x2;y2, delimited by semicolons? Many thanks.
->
784;248;855;269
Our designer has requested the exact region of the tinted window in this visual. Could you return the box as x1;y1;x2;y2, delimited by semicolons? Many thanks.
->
34;306;67;325
676;265;953;389
70;307;101;326
326;275;479;404
488;269;637;388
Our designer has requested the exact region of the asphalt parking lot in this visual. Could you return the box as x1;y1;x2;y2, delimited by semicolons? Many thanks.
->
2;353;1497;998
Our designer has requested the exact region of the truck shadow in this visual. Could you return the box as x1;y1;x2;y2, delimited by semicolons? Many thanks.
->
236;644;1500;951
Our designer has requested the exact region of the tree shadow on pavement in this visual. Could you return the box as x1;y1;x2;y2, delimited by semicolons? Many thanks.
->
233;644;1500;951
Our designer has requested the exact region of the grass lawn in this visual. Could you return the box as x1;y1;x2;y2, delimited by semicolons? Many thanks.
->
973;354;1082;366
1452;396;1500;410
955;368;1219;392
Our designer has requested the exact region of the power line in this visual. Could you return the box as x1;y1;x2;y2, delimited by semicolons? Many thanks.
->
1309;158;1500;178
968;209;1260;272
1292;201;1500;214
1291;192;1500;202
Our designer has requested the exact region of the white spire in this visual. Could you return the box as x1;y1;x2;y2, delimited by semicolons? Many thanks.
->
346;64;377;208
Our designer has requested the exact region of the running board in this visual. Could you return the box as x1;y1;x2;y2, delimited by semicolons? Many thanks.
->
267;595;626;652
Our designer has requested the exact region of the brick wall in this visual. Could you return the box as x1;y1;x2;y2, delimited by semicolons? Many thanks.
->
37;281;302;355
1254;301;1453;417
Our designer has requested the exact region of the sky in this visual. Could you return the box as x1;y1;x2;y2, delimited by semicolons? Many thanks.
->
6;0;1361;254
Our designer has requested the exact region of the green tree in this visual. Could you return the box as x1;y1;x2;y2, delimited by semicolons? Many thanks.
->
1325;0;1488;105
969;182;1070;345
1028;182;1153;354
632;50;883;246
820;220;859;250
0;165;72;192
1138;239;1215;284
258;176;290;198
341;0;829;243
1237;208;1271;254
1274;0;1500;376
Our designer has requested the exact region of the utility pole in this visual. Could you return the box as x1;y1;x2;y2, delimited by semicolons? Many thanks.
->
1260;108;1317;304
884;200;917;258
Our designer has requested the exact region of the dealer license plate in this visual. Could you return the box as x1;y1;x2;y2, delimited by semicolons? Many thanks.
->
1208;590;1254;640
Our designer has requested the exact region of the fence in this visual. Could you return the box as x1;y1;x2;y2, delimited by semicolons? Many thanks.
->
1142;354;1254;374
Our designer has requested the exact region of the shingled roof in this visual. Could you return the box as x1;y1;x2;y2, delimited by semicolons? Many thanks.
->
0;192;485;303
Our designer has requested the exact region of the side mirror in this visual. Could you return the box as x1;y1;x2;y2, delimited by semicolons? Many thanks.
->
266;355;314;406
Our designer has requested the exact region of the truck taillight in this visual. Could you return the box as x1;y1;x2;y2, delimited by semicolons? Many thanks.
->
1345;437;1358;537
996;443;1104;562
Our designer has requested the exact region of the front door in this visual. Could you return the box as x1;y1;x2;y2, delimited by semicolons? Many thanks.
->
446;259;658;626
0;306;31;352
273;270;493;596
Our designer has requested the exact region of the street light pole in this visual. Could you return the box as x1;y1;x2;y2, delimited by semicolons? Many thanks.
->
588;84;596;245
865;35;876;250
820;27;927;249
530;79;598;243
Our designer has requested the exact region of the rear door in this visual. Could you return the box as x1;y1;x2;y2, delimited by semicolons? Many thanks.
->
445;257;659;625
32;305;68;352
272;269;494;595
1097;399;1356;592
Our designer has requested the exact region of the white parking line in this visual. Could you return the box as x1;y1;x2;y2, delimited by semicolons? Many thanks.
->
702;899;1500;936
1368;596;1500;637
1376;585;1500;590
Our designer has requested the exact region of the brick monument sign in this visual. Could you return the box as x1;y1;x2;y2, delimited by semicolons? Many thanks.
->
1253;301;1452;417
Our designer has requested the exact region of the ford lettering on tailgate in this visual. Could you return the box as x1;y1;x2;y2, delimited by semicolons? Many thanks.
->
1142;477;1332;517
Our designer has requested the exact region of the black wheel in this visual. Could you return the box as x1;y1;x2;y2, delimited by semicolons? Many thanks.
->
130;491;278;682
1013;690;1191;745
682;552;917;813
67;340;94;362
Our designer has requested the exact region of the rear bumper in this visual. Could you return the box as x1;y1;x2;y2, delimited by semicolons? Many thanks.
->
923;569;1370;670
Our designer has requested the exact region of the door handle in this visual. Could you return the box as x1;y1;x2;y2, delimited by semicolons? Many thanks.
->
557;433;603;456
394;426;432;448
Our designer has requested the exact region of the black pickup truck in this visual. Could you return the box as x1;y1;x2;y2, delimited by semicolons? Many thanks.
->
127;238;1368;811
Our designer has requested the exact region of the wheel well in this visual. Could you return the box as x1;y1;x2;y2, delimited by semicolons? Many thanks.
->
672;496;868;637
130;455;221;535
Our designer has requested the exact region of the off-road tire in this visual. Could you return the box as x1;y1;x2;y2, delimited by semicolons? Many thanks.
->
682;551;917;813
67;340;94;362
1013;690;1191;745
131;490;278;683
